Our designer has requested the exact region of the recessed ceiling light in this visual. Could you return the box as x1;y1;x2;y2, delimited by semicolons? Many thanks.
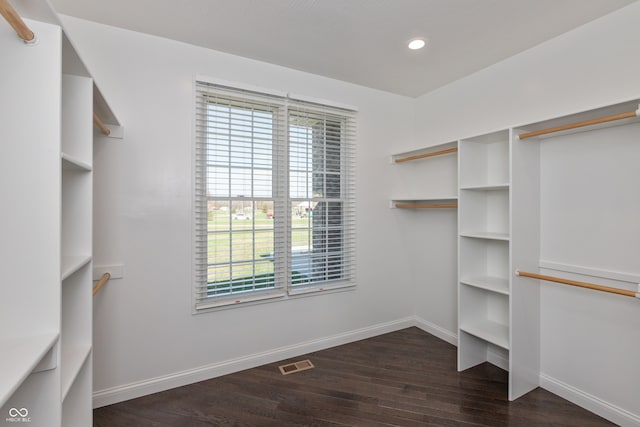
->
408;38;426;50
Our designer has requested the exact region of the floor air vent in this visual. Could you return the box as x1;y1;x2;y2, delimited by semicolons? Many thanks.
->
278;359;314;375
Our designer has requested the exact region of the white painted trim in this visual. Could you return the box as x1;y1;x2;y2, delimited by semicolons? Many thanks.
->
287;92;358;112
93;264;124;281
539;260;640;284
93;316;414;408
540;373;640;427
102;124;124;139
413;316;458;346
194;74;287;98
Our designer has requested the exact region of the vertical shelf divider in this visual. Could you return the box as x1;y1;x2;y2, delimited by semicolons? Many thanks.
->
508;127;541;400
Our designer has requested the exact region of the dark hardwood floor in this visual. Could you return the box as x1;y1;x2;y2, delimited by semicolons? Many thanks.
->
94;327;612;426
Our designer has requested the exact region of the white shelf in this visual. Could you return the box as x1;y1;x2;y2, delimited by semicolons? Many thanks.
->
61;344;91;401
0;333;59;408
458;129;513;379
516;100;640;141
460;184;509;191
390;197;458;209
460;276;509;295
460;232;510;241
61;255;92;281
460;320;510;350
459;131;510;188
62;357;92;427
392;196;458;201
61;74;93;162
459;186;509;236
391;141;457;163
61;153;92;172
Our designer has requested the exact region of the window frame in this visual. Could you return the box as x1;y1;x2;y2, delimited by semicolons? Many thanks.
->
193;77;357;312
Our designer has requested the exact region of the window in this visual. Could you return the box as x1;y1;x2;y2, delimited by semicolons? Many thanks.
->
194;80;356;310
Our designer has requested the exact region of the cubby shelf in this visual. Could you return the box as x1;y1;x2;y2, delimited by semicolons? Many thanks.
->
61;344;91;401
460;320;510;350
390;197;458;209
460;184;509;191
61;153;92;172
0;333;59;408
460;232;510;241
460;276;509;295
61;255;92;281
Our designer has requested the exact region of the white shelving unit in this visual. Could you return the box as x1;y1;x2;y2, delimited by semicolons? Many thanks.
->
456;126;541;400
1;2;122;425
60;72;94;424
0;19;64;427
457;128;541;400
396;100;638;403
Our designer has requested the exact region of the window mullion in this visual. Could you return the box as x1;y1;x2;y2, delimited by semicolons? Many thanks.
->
323;118;328;282
282;103;290;290
227;115;234;290
251;108;256;291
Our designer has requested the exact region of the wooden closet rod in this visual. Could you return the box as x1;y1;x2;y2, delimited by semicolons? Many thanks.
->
93;273;111;296
395;203;458;209
516;270;639;299
93;113;111;136
518;106;640;140
395;147;458;163
0;0;36;43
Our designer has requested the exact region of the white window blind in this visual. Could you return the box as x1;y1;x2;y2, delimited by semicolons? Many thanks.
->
194;80;356;310
287;99;356;295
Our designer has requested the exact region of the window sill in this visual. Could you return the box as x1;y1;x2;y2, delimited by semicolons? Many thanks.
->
193;282;356;314
287;281;356;296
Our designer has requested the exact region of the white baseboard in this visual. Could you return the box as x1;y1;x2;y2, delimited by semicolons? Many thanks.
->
412;316;457;346
540;373;640;427
93;316;415;408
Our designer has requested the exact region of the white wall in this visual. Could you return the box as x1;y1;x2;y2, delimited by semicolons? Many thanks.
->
60;16;418;406
412;2;640;425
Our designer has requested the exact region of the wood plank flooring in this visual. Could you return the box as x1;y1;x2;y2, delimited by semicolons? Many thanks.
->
93;327;613;426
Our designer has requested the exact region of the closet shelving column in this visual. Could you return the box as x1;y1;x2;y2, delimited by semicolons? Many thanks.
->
0;19;62;426
457;128;540;400
458;130;511;373
60;74;93;426
1;3;122;423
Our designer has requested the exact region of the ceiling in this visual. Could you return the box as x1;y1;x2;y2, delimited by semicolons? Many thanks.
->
49;0;636;98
